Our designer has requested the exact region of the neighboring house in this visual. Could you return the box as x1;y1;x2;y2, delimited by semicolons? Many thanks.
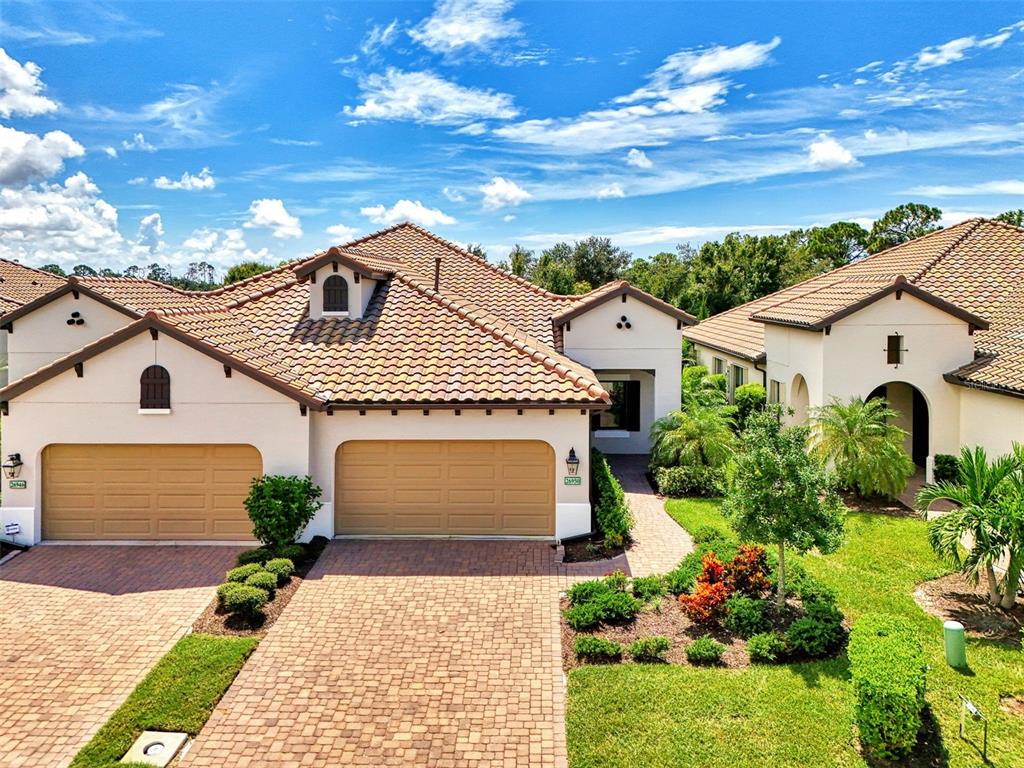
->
0;223;691;545
0;261;66;386
685;218;1024;482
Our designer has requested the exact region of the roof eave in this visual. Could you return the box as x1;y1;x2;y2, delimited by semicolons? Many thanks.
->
0;280;141;328
293;246;394;281
553;282;697;326
322;399;610;411
682;333;767;364
943;370;1024;402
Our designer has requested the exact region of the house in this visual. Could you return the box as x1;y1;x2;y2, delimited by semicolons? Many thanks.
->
0;260;66;386
684;218;1024;482
0;223;692;545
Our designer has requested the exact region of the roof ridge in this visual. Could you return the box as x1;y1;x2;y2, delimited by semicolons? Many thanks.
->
978;216;1024;234
393;269;607;402
154;275;301;316
910;218;986;283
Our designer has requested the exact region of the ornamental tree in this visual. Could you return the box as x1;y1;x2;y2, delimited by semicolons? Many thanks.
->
723;407;846;606
244;474;322;552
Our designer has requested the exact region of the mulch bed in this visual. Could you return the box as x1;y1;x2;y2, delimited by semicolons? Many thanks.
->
192;538;328;638
561;535;626;563
843;491;917;518
560;593;821;671
913;573;1023;645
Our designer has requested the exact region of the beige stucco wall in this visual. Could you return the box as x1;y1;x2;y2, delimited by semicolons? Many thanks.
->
308;408;593;540
7;293;133;382
764;325;824;424
0;331;310;544
562;296;683;453
958;387;1024;458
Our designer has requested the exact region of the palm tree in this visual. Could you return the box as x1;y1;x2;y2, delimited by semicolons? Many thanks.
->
989;443;1024;608
808;396;915;498
916;446;1016;607
650;402;736;470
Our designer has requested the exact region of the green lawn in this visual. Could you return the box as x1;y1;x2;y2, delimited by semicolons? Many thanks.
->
567;498;1024;768
70;633;258;768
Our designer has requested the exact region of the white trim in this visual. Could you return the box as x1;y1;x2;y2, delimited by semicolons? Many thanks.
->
137;408;172;415
322;311;350;318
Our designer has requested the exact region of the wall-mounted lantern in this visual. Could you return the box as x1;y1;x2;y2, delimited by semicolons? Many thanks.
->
566;448;580;476
2;453;23;479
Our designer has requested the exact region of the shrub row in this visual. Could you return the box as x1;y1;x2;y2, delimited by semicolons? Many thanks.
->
848;613;927;759
592;449;633;546
655;464;726;497
564;571;642;631
574;635;672;663
217;558;295;619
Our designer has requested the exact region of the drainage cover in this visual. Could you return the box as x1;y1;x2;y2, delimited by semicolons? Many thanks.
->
120;731;188;767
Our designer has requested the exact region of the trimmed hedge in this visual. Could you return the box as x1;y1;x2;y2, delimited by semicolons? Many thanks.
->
592;448;633;545
629;636;670;662
655;464;726;497
848;613;927;759
747;632;786;663
574;636;623;661
244;571;278;597
263;557;295;585
685;637;724;665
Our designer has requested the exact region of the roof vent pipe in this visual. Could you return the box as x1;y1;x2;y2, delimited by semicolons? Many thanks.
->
433;257;441;291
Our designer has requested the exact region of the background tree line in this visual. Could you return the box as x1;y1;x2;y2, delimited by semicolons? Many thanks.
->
37;204;1022;304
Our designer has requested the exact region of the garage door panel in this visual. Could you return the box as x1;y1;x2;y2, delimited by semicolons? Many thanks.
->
335;440;553;536
43;444;261;541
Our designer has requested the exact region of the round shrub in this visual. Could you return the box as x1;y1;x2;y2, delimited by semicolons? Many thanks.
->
747;632;787;663
722;595;769;639
274;543;306;564
567;579;614;606
631;575;666;602
263;557;295;585
216;581;245;609
221;584;268;617
235;547;274;567
565;602;603;631
797;578;838;606
655;465;726;498
685;637;725;665
629;636;670;663
574;636;623;662
787;602;846;657
604;570;630;593
691;525;728;545
226;563;263;583
595;591;642;623
245;570;278;597
244;474;322;552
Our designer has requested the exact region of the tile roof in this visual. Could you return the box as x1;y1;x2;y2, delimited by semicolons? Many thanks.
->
685;220;1024;396
0;259;65;305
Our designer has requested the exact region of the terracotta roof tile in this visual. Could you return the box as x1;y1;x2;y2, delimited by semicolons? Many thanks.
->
686;220;1024;392
0;259;65;305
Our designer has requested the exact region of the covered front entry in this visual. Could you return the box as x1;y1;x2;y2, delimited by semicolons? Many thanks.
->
334;440;555;536
41;444;261;540
868;382;930;467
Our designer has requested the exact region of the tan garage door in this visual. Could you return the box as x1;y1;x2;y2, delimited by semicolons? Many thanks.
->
335;440;555;536
42;444;261;540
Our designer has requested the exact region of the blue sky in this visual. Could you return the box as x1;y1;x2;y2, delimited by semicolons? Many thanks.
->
1;0;1022;274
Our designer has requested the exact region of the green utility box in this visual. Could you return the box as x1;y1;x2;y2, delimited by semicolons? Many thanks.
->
944;620;967;668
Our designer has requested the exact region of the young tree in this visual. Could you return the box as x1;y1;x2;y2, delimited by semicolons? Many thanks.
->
867;203;943;253
809;396;915;498
724;407;846;606
916;446;1018;607
225;261;273;285
992;443;1024;608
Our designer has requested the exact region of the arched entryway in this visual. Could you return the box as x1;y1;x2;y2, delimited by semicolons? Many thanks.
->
867;382;929;467
790;374;810;424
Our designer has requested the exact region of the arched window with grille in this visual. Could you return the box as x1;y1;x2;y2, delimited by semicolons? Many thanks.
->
323;275;349;313
140;365;171;409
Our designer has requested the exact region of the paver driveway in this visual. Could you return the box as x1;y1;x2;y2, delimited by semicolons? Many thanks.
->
0;545;240;768
184;540;613;768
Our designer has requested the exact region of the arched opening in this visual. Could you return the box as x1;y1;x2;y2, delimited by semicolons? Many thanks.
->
323;275;349;313
790;374;810;424
140;365;170;409
867;382;929;468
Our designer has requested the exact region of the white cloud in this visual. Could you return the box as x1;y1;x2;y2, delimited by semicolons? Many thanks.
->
136;212;164;253
361;199;456;227
153;167;216;191
361;19;399;54
616;37;780;102
343;68;518;125
102;146;118;158
914;29;1014;70
244;198;302;239
0;48;60;117
453;122;488;136
409;0;521;55
269;138;321;147
171;227;269;270
502;214;515;222
595;183;625;199
0;125;85;185
442;186;465;202
908;179;1024;197
480;176;531;209
0;22;96;46
855;59;885;73
121;132;156;152
625;148;653;168
807;133;857;169
127;176;147;185
326;223;360;241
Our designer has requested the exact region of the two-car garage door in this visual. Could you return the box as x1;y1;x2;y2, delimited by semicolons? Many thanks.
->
42;444;260;540
335;440;555;536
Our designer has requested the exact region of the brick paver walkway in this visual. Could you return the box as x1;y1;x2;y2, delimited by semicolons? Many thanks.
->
610;454;694;576
0;545;240;768
184;540;611;768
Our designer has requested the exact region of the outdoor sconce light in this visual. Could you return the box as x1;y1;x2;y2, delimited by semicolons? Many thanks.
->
566;448;580;476
2;453;23;479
